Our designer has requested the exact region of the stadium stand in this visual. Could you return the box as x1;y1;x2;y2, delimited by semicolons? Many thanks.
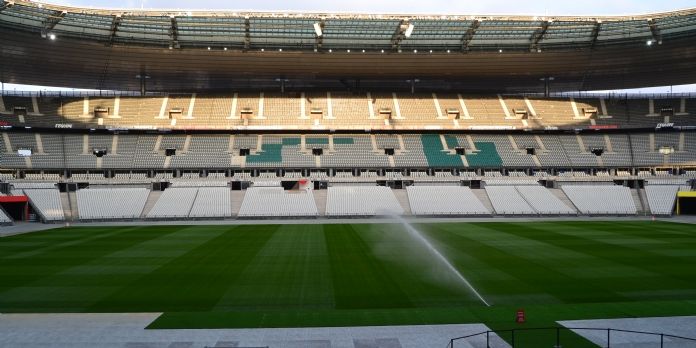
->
22;189;64;221
645;185;681;215
515;185;577;215
238;187;318;217
561;185;638;215
76;188;149;220
189;187;232;218
0;208;12;224
485;186;537;215
406;186;490;216
326;186;404;216
147;188;198;218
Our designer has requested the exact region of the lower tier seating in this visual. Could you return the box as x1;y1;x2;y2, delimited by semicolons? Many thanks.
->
407;186;490;216
561;185;637;215
326;186;403;216
76;188;149;220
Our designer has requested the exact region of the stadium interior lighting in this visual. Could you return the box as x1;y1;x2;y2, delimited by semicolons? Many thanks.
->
362;49;365;53
413;49;418;53
279;48;283;52
224;47;227;51
381;49;385;53
404;23;414;38
347;49;350;53
48;33;56;40
328;49;332;53
313;23;323;37
498;49;503;53
261;48;265;51
447;49;451;53
647;40;654;46
207;46;211;50
429;50;433;53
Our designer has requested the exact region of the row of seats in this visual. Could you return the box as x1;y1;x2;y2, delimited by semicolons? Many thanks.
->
2;132;695;169
76;188;149;220
238;187;318;217
326;186;404;216
561;185;637;215
406;186;490;215
645;185;681;215
2;94;691;130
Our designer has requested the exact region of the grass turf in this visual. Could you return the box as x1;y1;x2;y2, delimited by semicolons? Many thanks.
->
1;220;696;345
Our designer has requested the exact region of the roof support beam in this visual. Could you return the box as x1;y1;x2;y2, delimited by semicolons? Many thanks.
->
40;10;66;38
589;20;601;48
0;1;14;12
530;20;549;52
461;20;480;52
391;19;409;51
107;14;121;47
648;19;662;44
314;18;324;51
169;16;180;49
244;17;250;50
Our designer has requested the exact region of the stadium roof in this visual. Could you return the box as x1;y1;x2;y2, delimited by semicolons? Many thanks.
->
1;0;696;92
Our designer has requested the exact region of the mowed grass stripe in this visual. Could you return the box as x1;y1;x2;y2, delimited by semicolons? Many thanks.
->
325;224;414;310
214;224;334;310
0;226;184;311
513;222;696;297
88;225;274;312
428;223;633;304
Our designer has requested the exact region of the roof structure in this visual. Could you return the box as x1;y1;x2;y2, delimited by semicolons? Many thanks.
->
1;0;696;92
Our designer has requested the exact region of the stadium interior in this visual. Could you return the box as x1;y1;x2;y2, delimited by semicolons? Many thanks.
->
2;0;696;346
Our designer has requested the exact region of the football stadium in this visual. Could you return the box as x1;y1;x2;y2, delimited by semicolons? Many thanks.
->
1;0;696;347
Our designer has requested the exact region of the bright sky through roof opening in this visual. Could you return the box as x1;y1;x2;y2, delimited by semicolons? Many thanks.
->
42;0;696;15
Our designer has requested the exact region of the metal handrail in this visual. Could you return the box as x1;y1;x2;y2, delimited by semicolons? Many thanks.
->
447;326;696;348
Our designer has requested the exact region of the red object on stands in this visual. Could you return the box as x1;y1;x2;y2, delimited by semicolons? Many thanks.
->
516;309;526;324
0;195;28;203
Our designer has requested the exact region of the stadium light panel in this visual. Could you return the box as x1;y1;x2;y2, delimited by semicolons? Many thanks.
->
313;23;323;37
447;49;450;53
404;23;414;38
328;49;332;53
279;48;283;52
362;49;365;53
207;47;211;50
224;47;228;51
49;33;56;40
647;40;653;46
347;49;350;53
381;49;385;53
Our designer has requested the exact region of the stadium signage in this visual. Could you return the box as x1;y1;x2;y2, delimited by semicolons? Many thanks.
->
468;126;516;130
54;123;73;129
544;126;559;130
588;124;619;130
656;123;675;129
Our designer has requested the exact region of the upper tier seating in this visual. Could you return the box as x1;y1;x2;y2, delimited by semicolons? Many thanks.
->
1;131;695;169
2;94;690;130
407;186;490;215
76;188;149;220
326;186;403;216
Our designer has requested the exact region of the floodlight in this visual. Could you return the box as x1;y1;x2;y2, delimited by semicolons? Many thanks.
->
49;33;56;40
207;46;211;50
224;47;227;51
404;23;414;37
347;49;350;53
313;22;323;37
647;40;653;46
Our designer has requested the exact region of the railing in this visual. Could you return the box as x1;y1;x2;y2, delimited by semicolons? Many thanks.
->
447;327;696;348
1;89;696;99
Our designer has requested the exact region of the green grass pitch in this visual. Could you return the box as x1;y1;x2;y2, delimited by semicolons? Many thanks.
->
2;221;696;345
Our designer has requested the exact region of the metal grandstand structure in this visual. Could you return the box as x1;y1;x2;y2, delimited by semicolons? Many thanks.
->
1;0;696;92
1;0;696;51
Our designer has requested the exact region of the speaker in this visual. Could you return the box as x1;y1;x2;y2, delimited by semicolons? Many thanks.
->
165;148;176;156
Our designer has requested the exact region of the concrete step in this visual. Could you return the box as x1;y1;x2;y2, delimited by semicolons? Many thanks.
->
632;188;647;215
472;189;496;215
392;189;412;215
231;191;246;216
68;191;79;220
549;188;579;214
312;189;328;216
140;190;163;218
60;192;73;221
